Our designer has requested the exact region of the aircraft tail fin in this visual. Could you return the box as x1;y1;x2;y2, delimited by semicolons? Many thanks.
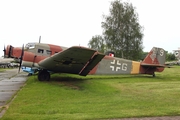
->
141;47;166;67
140;47;166;75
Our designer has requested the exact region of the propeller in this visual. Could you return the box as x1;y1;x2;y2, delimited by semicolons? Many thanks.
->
18;44;24;73
3;45;6;58
39;36;41;43
8;45;13;58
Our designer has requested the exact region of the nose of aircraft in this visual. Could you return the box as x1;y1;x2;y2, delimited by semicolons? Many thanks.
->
4;45;23;59
4;45;13;58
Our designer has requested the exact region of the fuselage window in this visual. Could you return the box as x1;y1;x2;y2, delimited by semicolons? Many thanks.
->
38;49;44;54
46;50;52;55
25;43;35;49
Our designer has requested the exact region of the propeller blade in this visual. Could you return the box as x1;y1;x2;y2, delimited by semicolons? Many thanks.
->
3;45;6;58
18;44;24;73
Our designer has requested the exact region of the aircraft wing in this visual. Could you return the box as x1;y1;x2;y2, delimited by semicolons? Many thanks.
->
38;46;105;76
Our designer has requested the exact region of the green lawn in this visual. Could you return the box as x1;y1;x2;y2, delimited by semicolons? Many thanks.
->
1;66;180;120
0;68;7;72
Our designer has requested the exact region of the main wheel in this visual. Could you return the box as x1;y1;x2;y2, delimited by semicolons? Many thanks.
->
38;70;50;81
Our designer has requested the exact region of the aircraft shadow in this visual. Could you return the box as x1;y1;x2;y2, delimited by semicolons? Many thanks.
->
33;73;164;90
44;74;88;90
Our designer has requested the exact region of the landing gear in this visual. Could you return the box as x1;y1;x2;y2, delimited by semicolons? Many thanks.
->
152;73;155;77
38;70;50;81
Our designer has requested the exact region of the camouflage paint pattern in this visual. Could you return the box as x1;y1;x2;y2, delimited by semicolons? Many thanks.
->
89;56;141;75
4;43;165;77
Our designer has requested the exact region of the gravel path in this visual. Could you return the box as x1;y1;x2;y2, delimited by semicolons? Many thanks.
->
0;69;27;118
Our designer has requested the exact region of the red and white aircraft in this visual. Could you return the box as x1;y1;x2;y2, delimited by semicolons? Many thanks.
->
4;42;166;81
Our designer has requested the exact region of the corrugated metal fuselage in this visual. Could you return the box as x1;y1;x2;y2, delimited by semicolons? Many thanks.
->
5;43;165;78
89;56;140;75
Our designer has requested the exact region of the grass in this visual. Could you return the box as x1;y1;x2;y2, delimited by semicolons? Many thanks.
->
0;68;7;72
1;66;180;119
0;67;14;72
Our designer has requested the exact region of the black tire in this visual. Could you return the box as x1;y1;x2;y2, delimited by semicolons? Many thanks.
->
38;70;50;81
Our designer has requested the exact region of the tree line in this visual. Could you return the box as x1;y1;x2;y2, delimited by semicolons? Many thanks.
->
88;0;176;61
88;0;143;61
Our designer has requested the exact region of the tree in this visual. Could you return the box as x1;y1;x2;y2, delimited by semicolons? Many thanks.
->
88;35;105;53
166;52;176;61
101;0;144;60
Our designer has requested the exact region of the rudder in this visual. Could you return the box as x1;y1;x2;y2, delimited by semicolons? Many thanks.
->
141;47;166;66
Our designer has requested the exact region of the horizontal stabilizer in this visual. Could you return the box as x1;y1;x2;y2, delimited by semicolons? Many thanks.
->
141;63;164;67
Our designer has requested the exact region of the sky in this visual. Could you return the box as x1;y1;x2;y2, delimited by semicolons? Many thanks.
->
0;0;180;56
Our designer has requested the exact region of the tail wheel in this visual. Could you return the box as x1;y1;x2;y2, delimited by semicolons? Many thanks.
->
38;70;50;81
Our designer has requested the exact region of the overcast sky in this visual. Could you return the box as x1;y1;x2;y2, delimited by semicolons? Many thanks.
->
0;0;180;56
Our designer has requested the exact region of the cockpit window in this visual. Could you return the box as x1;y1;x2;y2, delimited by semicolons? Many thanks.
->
25;43;35;49
46;50;52;55
38;49;44;53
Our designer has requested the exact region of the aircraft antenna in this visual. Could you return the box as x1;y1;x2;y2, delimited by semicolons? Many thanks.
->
39;36;41;43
